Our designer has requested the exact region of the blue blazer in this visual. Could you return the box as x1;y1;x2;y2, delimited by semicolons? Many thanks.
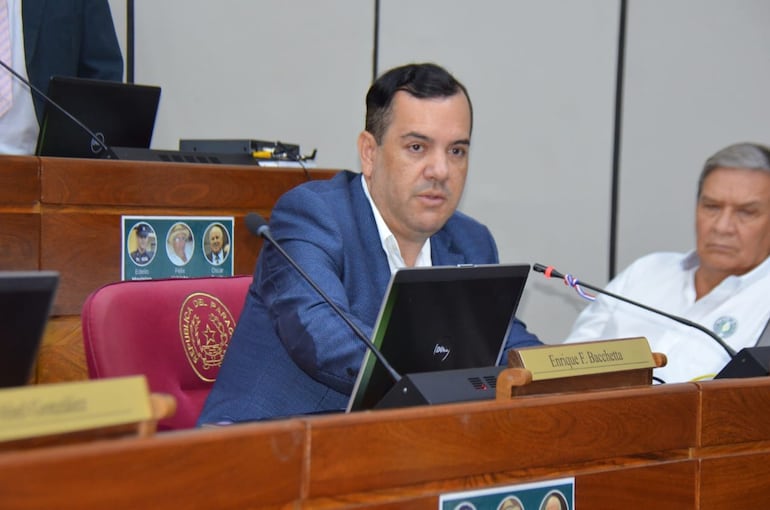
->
22;0;124;123
198;171;540;424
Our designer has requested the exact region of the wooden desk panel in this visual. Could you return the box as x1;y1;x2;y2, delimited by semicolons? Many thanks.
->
700;450;770;509
40;156;331;208
696;376;770;447
304;462;699;510
307;384;698;498
0;213;39;270
37;157;337;315
40;208;262;314
0;156;41;270
0;155;39;205
0;421;306;510
37;316;86;383
4;381;760;509
576;461;697;510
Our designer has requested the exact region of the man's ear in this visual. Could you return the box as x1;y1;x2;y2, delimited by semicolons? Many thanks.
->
358;131;376;178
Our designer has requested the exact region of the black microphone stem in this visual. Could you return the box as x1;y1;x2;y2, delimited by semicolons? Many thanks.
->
533;263;737;358
0;59;116;158
252;216;402;383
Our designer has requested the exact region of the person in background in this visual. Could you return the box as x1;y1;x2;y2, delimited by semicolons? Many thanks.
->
565;142;770;383
198;62;541;425
0;0;123;154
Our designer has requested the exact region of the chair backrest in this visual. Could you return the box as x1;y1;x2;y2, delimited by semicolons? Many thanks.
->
81;276;252;430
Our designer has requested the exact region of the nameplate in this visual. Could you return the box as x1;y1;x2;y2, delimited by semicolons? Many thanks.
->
0;376;152;442
510;337;655;381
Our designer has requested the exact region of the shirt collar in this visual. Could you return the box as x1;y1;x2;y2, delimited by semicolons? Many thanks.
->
361;176;431;273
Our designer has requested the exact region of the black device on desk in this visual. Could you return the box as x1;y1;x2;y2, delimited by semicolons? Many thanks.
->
347;264;530;412
35;76;161;159
0;271;59;388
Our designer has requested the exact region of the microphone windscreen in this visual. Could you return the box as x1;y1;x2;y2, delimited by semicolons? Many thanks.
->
245;212;269;237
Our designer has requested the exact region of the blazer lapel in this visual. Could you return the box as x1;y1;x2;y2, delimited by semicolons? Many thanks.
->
21;0;46;66
430;228;465;266
349;173;391;290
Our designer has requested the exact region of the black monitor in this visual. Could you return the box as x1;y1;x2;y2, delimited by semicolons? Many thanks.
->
347;264;530;412
35;76;161;159
0;271;59;388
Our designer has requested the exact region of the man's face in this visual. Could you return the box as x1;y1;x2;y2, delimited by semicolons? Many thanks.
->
209;227;223;254
359;91;471;245
696;167;770;277
137;235;148;253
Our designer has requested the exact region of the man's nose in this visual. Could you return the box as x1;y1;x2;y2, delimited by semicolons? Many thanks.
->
713;209;737;233
424;151;450;181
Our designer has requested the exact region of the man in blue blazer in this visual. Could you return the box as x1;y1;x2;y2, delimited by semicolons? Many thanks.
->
198;63;541;425
1;0;123;153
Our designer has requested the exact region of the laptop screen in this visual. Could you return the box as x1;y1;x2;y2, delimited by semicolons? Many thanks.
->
347;263;530;412
0;271;59;388
35;76;161;159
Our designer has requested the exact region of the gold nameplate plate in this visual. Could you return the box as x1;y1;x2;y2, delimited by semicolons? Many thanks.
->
0;375;152;442
510;337;655;381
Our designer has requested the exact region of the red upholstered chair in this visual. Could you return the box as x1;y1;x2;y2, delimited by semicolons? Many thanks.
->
81;276;252;431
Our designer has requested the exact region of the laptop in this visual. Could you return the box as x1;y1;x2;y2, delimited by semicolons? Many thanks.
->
35;76;161;159
0;271;59;388
347;263;530;412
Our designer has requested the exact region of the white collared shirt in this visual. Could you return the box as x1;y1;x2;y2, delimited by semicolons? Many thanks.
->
565;251;770;383
361;176;431;273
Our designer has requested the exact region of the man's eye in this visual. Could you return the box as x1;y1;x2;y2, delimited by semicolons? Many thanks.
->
737;208;758;218
450;147;467;157
409;143;423;152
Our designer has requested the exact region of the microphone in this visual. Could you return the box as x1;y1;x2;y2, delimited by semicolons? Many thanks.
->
0;59;117;159
533;262;737;358
244;212;402;383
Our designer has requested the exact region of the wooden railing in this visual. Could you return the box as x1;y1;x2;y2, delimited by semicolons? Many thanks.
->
1;377;770;508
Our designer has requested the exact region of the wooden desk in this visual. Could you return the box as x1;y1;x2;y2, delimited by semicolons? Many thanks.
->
2;377;769;509
0;155;338;383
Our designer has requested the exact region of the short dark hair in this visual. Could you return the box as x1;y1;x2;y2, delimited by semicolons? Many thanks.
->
364;63;473;144
698;142;770;197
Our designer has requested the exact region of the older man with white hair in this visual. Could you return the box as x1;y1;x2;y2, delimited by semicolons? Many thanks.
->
566;142;770;383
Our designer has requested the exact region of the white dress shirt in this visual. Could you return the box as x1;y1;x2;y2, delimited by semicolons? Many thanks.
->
0;0;39;155
565;251;770;383
361;176;431;273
